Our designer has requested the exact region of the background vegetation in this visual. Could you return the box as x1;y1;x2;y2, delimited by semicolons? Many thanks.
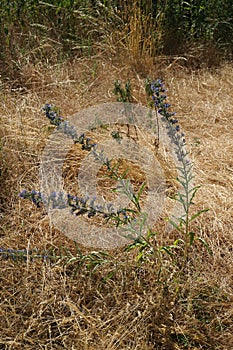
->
0;1;233;349
0;0;233;80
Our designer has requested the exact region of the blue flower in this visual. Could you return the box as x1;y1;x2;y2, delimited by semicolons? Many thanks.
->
19;189;27;198
19;190;43;208
42;104;64;126
0;248;28;261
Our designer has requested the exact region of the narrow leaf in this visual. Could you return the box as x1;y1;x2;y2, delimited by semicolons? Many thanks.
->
189;231;195;245
136;182;146;201
160;246;174;256
190;209;209;221
167;218;183;232
197;237;213;255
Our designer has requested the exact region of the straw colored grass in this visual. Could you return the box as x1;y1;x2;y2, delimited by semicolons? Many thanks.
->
0;56;233;349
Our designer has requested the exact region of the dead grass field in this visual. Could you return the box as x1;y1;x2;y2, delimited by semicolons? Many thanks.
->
0;55;233;349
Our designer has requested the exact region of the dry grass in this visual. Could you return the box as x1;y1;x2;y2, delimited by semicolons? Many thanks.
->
0;55;233;349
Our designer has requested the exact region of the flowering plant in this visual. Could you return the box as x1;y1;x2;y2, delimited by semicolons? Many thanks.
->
15;80;210;264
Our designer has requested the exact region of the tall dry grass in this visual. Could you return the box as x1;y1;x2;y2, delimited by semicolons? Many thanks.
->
0;56;233;349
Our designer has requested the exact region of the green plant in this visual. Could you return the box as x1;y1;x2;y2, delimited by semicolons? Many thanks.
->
17;80;211;277
58;246;111;276
149;79;210;260
123;78;211;266
113;80;132;102
0;246;111;276
162;0;233;54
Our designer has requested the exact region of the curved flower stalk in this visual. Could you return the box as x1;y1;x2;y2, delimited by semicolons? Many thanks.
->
146;79;210;261
125;79;210;265
19;189;133;226
42;104;96;151
0;247;111;274
40;104;144;223
0;248;49;261
41;103;143;219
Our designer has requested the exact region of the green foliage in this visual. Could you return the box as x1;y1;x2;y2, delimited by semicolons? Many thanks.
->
162;0;233;53
119;78;212;269
124;228;157;263
18;79;211;277
0;0;103;76
1;0;232;79
113;80;133;103
59;246;111;275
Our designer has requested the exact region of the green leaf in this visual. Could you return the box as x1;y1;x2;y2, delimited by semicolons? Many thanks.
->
190;208;209;221
147;229;157;239
103;271;115;282
166;218;183;232
177;178;187;188
169;194;178;200
159;246;174;256
124;243;136;252
136;251;144;262
189;231;195;245
136;181;146;201
188;186;201;203
74;242;83;258
177;192;186;205
66;257;79;265
173;238;185;246
197;237;213;255
121;168;129;179
188;185;201;194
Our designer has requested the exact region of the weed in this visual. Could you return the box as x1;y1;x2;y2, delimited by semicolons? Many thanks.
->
146;79;211;263
113;80;132;103
18;79;211;272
